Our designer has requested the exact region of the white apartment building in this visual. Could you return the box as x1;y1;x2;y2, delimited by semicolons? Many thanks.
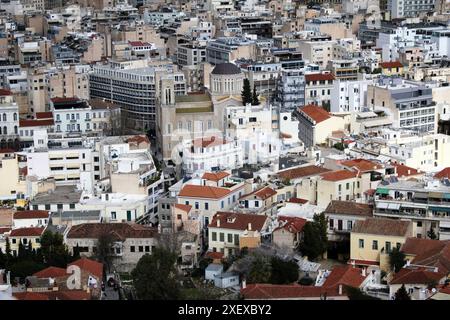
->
0;90;19;146
389;0;436;19
296;36;336;68
330;79;373;113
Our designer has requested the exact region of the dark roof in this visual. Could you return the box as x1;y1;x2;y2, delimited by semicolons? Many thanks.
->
401;238;450;274
211;63;242;75
324;201;373;217
352;218;411;237
278;165;331;180
390;268;446;285
209;212;268;231
67;223;157;240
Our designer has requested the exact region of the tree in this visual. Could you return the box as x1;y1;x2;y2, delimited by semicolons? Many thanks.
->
9;260;45;283
394;284;411;300
131;247;181;300
299;213;328;261
95;232;115;274
427;226;437;240
270;257;299;284
40;231;71;268
241;78;252;105
389;247;406;273
0;249;5;269
251;85;259;105
247;254;271;284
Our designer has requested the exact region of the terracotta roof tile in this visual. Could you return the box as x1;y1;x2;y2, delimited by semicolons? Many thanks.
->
0;88;13;96
19;119;54;127
322;265;367;289
287;198;309;204
174;203;192;212
241;284;342;299
434;167;450;179
35;112;53;119
278;165;331;180
394;164;420;177
33;266;67;278
324;201;373;217
67;223;157;241
13;292;49;300
192;136;227;148
305;73;335;82
380;61;403;69
340;159;383;172
320;170;357;181
13;210;49;220
352;218;411;237
390;268;445;285
274;216;307;233
69;257;104;280
202;171;230;182
240;186;277;200
178;184;232;199
209;212;269;231
299;104;331;124
10;227;45;237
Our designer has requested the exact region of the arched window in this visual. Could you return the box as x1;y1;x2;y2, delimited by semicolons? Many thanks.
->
14;126;18;134
2;114;6;121
0;127;2;134
13;113;17;121
3;126;6;135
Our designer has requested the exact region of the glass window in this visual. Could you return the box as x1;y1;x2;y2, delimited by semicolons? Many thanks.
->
359;239;364;248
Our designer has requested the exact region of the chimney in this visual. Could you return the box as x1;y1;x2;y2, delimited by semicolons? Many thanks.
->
338;284;343;295
242;279;246;289
217;219;220;227
248;223;252;231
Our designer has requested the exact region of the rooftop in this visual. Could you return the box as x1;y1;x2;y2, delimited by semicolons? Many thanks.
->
31;186;82;205
209;212;268;231
324;201;373;217
352;218;411;237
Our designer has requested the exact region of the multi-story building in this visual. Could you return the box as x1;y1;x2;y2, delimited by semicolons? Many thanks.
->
296;35;335;68
0;150;27;201
89;59;186;132
330;79;373;113
177;44;207;66
0;89;19;149
389;0;436;19
276;69;306;110
374;180;450;241
206;37;256;65
327;59;359;82
304;72;335;107
367;78;436;133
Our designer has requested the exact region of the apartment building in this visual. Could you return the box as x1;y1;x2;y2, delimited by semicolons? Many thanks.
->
0;150;27;201
374;179;450;240
296;35;335;68
367;78;436;133
389;0;436;18
316;170;361;209
276;68;306;110
8;227;46;255
304;72;335;107
177;44;207;66
0;89;19;148
89;59;186;132
330;79;373;113
208;212;270;257
206;37;256;65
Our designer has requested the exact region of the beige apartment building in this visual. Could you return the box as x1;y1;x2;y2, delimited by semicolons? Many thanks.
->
0;151;27;201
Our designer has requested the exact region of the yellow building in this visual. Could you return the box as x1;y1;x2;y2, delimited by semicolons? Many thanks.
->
350;218;413;271
380;61;404;77
9;227;45;255
316;170;361;209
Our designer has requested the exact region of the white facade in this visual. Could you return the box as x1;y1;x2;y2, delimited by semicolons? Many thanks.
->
331;79;373;113
0;93;19;140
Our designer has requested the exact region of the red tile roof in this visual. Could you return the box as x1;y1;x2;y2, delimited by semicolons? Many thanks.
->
13;292;49;300
33;266;67;278
202;171;230;182
241;284;342;299
305;73;335;82
340;159;383;172
240;186;277;201
67;223;157;241
394;164;419;177
324;201;373;217
390;268;446;285
192;136;227;148
69;257;103;279
320;170;357;181
400;238;450;274
209;212;269;231
299;104;331;124
35;112;53;119
0;148;16;154
10;227;45;237
352;218;411;237
174;203;192;213
322;265;367;289
380;61;403;69
126;135;150;145
278;165;331;180
0;227;11;234
178;184;232;199
129;41;150;47
206;251;224;260
0;88;13;96
13;210;49;220
19;119;54;127
434;167;450;179
274;216;307;233
287;198;309;204
50;97;80;103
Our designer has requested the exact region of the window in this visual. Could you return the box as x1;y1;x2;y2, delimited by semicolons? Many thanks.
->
234;234;239;245
145;246;150;252
372;240;378;250
329;219;334;228
396;243;401;249
228;234;232;243
69;203;75;209
346;183;350;190
195;202;199;210
45;204;50;210
347;220;352;230
57;204;63;210
12;239;16;244
338;184;342;191
111;211;117;220
138;246;144;252
205;203;209;210
130;246;135;252
385;242;391;253
359;239;364;248
220;233;224;242
212;232;217;241
417;221;422;227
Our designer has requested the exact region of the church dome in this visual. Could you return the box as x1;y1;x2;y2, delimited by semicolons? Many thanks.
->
211;63;242;75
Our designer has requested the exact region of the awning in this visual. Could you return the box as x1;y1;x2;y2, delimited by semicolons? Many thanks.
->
429;192;443;198
414;192;428;198
376;188;390;195
444;193;450;199
387;203;401;210
429;206;450;213
376;202;389;209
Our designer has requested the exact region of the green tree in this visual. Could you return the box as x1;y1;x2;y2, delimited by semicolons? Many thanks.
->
389;247;406;273
251;85;259;105
270;257;299;284
241;78;252;105
9;260;45;283
131;247;181;300
0;249;5;269
40;230;71;267
427;226;437;240
299;213;328;261
95;232;115;274
394;284;411;300
247;254;271;284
